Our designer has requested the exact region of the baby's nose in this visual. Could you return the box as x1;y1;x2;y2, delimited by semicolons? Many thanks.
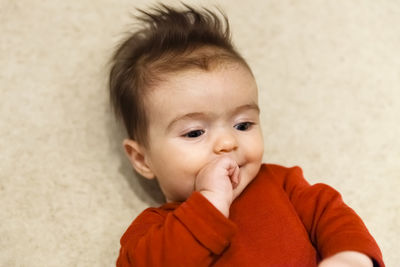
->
213;131;238;154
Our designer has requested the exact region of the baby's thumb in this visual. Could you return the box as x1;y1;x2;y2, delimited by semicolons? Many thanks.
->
229;164;240;189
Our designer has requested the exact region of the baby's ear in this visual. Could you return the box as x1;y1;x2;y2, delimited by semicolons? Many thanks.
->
123;139;155;179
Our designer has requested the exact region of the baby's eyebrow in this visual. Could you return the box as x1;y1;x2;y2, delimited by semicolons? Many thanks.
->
166;112;209;132
166;103;260;131
233;103;260;114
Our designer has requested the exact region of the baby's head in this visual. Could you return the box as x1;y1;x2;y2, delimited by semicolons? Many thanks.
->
109;4;264;202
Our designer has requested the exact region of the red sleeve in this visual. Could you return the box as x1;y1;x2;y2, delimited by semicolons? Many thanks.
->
116;191;237;267
276;165;384;267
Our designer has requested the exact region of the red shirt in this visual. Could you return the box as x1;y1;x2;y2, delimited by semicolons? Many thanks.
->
117;164;384;266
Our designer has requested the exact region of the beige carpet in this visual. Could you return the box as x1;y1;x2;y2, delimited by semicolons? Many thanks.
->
1;0;399;266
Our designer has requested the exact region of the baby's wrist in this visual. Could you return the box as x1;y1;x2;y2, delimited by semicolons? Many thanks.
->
199;190;231;217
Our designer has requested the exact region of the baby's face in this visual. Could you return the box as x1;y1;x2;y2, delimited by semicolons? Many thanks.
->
143;63;264;202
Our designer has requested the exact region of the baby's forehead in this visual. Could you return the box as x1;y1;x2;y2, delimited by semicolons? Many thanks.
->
147;61;253;93
144;63;258;110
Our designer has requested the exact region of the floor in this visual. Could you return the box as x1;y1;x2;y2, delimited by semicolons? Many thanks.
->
1;0;398;265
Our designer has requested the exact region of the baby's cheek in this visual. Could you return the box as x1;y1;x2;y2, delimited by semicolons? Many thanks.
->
245;145;264;177
163;176;196;202
248;143;264;162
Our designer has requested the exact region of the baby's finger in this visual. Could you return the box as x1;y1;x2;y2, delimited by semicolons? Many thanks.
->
230;164;240;189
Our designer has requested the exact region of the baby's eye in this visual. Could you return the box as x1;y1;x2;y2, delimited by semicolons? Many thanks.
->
234;122;254;131
183;130;205;138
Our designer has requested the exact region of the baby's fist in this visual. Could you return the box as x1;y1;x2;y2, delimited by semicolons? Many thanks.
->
195;157;240;217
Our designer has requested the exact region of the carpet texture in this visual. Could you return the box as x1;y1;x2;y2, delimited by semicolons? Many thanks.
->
1;0;399;266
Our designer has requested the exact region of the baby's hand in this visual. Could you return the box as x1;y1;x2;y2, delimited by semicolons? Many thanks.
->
195;157;240;217
318;251;373;267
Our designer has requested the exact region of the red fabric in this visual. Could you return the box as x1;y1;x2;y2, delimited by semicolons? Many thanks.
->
117;164;384;267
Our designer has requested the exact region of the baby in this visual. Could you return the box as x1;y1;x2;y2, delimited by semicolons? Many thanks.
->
109;4;384;267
